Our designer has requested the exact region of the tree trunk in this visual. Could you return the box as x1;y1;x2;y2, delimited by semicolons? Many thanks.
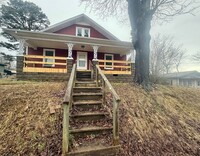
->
135;16;152;89
128;0;152;89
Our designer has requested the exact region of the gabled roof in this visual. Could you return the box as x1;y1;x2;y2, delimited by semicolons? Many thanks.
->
164;71;200;79
42;14;119;41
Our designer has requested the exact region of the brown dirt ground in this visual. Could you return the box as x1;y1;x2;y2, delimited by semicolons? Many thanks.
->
0;80;200;155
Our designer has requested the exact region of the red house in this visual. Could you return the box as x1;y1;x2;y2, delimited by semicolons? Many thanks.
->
4;14;134;82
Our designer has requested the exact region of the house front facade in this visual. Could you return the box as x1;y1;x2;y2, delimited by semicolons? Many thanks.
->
4;14;134;82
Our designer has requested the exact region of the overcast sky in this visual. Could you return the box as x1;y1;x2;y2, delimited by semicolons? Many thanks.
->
1;0;200;71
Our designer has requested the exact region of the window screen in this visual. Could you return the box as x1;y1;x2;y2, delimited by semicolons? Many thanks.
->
105;54;113;69
44;50;54;67
84;29;89;37
77;28;82;36
76;27;90;37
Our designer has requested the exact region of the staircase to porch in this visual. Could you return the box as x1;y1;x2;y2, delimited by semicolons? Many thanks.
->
62;65;120;156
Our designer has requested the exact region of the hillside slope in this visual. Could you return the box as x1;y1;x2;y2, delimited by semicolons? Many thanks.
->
0;81;65;155
0;81;199;155
112;83;200;156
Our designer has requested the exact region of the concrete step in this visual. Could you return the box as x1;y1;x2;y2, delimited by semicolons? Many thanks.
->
73;87;102;93
73;93;102;101
67;145;120;156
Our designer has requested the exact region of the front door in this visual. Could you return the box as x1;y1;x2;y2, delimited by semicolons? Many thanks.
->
77;52;88;70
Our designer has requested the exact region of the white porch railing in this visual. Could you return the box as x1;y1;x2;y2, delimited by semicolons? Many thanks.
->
98;59;132;75
23;55;67;73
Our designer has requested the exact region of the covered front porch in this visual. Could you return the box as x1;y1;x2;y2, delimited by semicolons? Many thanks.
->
5;28;135;77
22;53;133;75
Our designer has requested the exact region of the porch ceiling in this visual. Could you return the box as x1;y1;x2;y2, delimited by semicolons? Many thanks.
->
4;28;133;54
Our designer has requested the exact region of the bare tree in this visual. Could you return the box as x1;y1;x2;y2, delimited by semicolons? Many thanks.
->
150;34;186;75
192;52;200;63
81;0;199;89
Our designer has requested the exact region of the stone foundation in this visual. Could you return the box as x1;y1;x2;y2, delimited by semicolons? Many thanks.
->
17;72;69;81
16;56;135;82
105;74;133;83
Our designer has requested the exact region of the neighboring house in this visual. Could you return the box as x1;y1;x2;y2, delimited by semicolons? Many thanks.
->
0;64;6;78
3;14;134;82
164;71;200;88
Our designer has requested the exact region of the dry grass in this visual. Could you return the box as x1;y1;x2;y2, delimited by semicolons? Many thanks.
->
0;80;200;155
0;80;66;155
111;83;200;156
0;77;32;85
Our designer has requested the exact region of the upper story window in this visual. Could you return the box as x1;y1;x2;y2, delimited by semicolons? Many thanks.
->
76;27;90;37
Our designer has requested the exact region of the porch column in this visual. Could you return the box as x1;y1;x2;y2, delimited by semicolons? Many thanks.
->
67;43;74;59
16;39;26;80
92;45;99;61
66;43;74;74
92;45;99;79
130;49;135;77
18;39;26;56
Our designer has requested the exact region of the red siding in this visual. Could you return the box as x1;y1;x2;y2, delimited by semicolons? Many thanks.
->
28;47;126;70
55;24;108;39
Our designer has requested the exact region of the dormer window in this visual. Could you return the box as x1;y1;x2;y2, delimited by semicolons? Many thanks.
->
76;27;90;37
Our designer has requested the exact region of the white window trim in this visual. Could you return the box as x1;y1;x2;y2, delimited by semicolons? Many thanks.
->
104;54;114;70
43;49;55;67
76;27;90;37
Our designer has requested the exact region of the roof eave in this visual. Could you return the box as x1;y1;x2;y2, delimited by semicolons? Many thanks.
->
3;28;133;50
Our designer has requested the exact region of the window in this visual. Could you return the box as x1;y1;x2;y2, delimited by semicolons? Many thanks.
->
43;49;55;67
104;54;113;69
76;27;90;37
